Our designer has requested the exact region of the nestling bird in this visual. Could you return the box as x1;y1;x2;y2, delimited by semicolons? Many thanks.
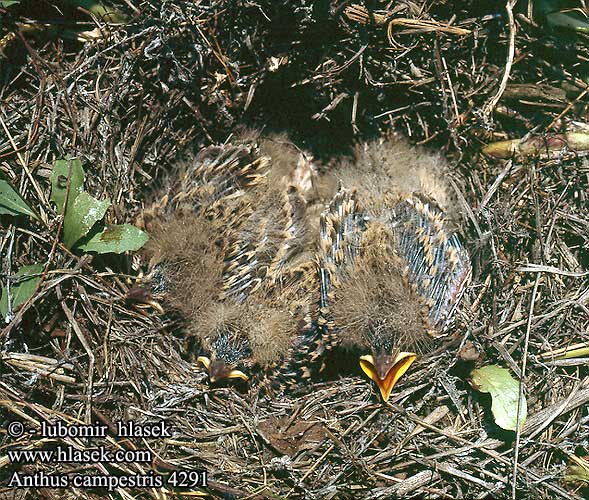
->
138;132;327;389
318;137;471;402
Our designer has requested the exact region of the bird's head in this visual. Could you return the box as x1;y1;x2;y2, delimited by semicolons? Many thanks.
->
195;302;293;386
327;223;431;403
359;349;417;402
197;355;249;384
196;325;253;385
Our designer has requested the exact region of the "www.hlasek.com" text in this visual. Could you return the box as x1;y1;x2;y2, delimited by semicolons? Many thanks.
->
8;445;151;464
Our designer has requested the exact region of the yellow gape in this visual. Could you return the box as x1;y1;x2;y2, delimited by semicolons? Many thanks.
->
359;352;417;402
197;356;249;383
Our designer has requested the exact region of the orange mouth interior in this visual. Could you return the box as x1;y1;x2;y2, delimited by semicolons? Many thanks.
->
359;352;417;402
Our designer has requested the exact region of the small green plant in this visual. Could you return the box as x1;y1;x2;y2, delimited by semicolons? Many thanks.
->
0;173;38;219
50;158;148;254
1;0;125;21
0;159;146;319
0;174;40;320
0;263;43;319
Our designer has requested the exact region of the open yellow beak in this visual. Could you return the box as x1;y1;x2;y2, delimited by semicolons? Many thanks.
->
359;352;417;402
197;356;211;370
197;356;249;382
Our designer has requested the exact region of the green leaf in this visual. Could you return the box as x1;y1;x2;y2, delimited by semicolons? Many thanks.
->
560;345;589;358
470;365;527;432
76;224;149;254
63;192;110;248
566;462;589;483
62;0;127;23
0;175;38;219
0;1;21;7
50;158;85;214
0;263;44;318
546;11;589;33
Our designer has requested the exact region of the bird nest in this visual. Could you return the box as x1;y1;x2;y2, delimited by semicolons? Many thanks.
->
1;1;588;499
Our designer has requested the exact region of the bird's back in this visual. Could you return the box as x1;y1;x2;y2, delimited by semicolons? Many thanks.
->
318;137;471;354
383;193;471;332
142;134;326;389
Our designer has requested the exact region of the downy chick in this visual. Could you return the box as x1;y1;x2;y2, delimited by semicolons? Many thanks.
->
318;137;471;402
140;132;325;388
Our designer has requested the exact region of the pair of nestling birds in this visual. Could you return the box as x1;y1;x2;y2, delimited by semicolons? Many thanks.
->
136;131;471;402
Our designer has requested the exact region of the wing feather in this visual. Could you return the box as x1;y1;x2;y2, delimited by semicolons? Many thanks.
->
386;194;471;332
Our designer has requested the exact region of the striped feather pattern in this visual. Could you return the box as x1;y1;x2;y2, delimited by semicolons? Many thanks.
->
318;188;365;312
317;187;470;354
144;135;325;390
387;195;471;333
